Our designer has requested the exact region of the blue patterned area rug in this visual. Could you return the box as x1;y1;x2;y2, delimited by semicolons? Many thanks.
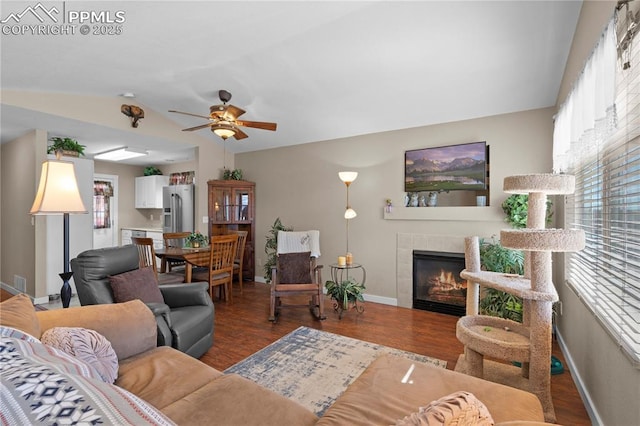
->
224;326;447;416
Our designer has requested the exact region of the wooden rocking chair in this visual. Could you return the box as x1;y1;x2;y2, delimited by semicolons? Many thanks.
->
269;231;324;322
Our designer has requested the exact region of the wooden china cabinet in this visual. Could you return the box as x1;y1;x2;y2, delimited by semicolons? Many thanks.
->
207;180;256;281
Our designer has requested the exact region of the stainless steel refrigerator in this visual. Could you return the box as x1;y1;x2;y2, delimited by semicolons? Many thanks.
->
162;184;195;233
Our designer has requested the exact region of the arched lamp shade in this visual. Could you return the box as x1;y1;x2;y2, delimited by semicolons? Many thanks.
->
30;160;87;214
339;171;358;184
344;208;357;219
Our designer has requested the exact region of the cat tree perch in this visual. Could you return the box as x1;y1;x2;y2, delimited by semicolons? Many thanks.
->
455;174;585;423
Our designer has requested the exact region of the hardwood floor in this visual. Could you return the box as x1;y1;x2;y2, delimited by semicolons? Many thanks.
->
1;285;591;424
203;282;591;426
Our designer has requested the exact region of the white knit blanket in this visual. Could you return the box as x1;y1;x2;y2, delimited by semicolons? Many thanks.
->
277;230;321;258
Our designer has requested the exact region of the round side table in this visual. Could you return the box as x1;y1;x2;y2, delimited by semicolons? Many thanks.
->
329;263;366;318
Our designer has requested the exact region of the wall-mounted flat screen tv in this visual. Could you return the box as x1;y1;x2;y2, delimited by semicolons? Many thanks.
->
405;141;487;192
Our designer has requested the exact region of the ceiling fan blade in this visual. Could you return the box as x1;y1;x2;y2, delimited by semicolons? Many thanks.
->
236;120;277;131
168;110;211;120
182;123;215;132
233;128;249;140
225;105;246;120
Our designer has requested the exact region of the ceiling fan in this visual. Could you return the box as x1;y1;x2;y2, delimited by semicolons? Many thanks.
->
169;90;277;140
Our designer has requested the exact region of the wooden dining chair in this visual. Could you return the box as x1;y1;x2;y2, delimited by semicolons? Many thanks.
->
162;232;191;272
131;237;184;285
192;234;238;302
227;230;248;294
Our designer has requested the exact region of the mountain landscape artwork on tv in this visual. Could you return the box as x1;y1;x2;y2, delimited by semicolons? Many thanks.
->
405;141;487;192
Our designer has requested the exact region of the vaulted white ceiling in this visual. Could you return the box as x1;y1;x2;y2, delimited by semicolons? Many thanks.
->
1;1;583;165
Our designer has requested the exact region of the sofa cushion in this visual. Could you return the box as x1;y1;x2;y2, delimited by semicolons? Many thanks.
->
0;293;41;338
317;354;544;425
1;336;175;425
395;391;494;425
41;326;119;384
161;373;318;426
116;346;223;409
36;300;157;361
109;266;165;304
278;251;312;284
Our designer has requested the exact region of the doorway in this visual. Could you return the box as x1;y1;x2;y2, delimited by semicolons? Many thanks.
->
93;174;119;249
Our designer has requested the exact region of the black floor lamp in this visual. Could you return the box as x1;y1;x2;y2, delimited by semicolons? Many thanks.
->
30;156;87;308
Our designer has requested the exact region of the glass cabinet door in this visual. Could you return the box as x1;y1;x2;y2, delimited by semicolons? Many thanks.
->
235;189;251;221
213;188;233;222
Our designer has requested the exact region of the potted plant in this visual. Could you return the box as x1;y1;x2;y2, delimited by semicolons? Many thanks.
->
264;217;292;283
478;237;524;322
144;166;163;176
47;137;85;157
223;168;243;180
325;277;365;316
501;194;553;228
186;232;208;248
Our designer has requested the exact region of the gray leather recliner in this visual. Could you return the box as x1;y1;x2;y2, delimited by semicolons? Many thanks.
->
70;245;214;358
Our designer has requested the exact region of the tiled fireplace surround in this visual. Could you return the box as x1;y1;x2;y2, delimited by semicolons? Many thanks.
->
396;233;465;309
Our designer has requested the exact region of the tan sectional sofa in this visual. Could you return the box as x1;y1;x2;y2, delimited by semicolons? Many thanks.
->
1;294;549;425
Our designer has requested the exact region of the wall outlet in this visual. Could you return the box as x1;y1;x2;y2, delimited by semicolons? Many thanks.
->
14;275;26;293
202;216;208;224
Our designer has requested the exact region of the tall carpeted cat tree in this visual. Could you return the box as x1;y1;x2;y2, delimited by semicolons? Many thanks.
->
455;174;585;423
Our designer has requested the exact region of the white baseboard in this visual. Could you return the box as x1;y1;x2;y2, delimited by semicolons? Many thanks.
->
1;281;49;305
0;281;20;296
555;330;601;425
363;293;397;306
252;277;397;307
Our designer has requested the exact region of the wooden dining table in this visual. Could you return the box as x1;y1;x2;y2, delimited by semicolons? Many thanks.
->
155;246;210;283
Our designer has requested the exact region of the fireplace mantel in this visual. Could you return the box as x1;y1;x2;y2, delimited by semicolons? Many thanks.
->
384;206;502;222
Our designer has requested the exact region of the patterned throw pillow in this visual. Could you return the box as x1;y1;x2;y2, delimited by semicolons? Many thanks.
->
41;327;119;384
395;391;494;426
0;326;40;343
109;267;165;304
1;337;175;425
277;252;312;284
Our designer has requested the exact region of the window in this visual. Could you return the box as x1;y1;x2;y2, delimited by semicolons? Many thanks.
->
93;180;113;229
556;14;640;365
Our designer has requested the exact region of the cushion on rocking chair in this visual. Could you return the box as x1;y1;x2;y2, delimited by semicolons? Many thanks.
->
278;252;312;284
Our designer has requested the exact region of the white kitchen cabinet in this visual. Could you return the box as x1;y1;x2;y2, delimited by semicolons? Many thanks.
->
121;229;132;246
135;175;169;208
147;231;164;251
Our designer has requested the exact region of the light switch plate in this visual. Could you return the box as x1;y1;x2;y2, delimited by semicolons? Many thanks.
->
202;216;208;224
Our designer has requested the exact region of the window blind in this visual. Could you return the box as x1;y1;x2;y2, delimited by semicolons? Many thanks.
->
564;16;640;366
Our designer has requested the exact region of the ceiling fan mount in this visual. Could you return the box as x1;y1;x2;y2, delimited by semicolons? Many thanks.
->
218;89;232;104
169;89;277;141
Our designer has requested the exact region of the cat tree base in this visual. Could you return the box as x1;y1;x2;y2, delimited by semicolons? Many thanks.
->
454;356;556;423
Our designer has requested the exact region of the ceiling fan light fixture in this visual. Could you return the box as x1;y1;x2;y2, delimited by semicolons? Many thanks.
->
94;147;147;161
213;123;237;140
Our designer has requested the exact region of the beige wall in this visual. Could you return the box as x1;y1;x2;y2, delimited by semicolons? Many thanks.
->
237;107;554;299
0;129;47;296
553;2;640;425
